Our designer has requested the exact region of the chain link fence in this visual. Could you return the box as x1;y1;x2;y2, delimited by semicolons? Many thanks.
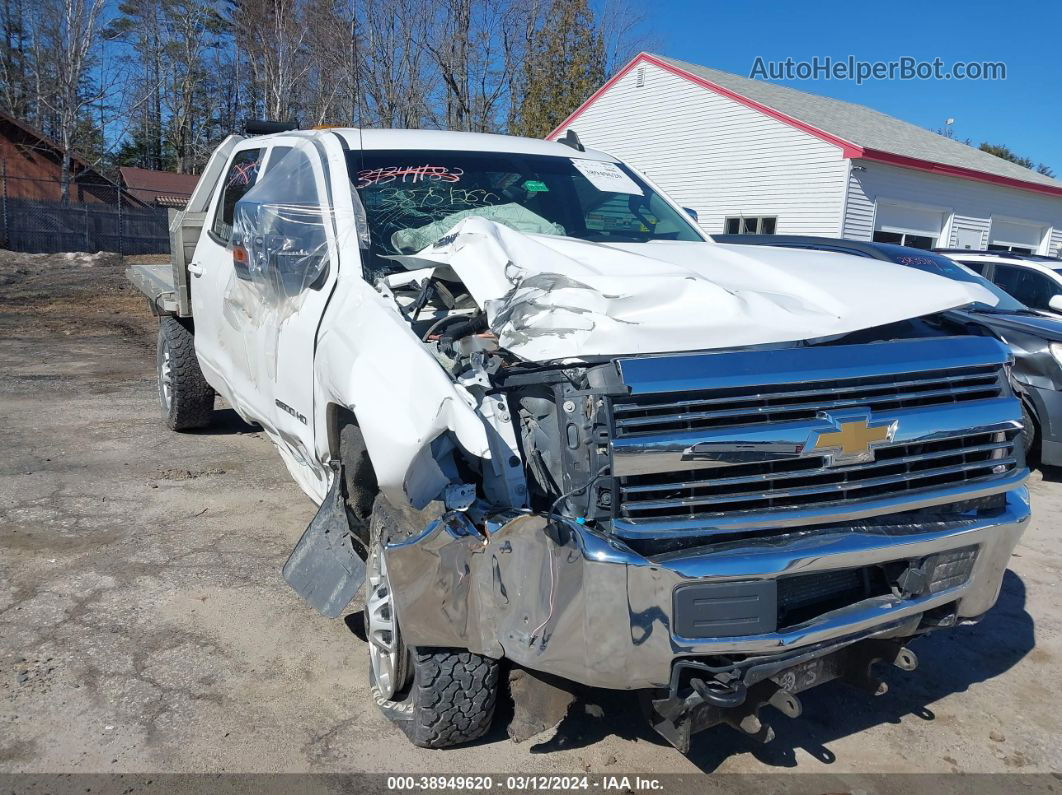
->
0;173;185;255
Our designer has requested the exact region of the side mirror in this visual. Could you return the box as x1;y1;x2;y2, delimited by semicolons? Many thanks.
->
1048;295;1062;313
264;234;327;297
682;207;699;223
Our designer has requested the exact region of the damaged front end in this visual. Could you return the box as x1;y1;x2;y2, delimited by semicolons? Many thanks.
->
380;487;1026;750
286;292;1030;751
284;204;1031;750
378;329;1029;750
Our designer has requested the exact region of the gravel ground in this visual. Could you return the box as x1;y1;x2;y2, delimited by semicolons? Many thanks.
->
0;250;1060;779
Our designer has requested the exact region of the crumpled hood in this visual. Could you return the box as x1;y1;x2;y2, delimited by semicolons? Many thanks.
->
414;217;1000;361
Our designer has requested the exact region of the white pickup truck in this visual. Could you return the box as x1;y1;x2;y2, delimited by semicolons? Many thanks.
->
129;125;1030;752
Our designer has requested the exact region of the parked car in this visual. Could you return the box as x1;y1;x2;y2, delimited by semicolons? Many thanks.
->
936;250;1062;319
715;235;1062;466
127;127;1030;753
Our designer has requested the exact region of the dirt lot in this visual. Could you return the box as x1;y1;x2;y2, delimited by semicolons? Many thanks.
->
1;250;1060;778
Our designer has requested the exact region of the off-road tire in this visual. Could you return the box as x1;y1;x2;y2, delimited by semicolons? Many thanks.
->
366;495;500;748
157;317;214;431
398;649;500;748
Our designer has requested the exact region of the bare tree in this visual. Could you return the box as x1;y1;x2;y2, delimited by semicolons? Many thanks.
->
355;0;434;128
464;0;513;131
421;0;518;133
3;0;649;181
161;1;224;172
0;0;32;118
422;0;472;130
235;0;311;121
30;0;108;200
598;0;658;73
301;0;355;126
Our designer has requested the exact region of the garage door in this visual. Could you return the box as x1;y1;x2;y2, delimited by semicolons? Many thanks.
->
872;203;944;250
989;219;1043;254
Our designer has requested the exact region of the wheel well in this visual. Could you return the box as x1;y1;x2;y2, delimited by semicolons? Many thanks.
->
328;403;379;521
1019;395;1040;433
326;402;354;460
163;315;195;334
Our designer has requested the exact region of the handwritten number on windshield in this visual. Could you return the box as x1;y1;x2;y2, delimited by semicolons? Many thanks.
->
356;165;464;188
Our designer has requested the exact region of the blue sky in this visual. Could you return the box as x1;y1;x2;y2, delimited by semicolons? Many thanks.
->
646;0;1061;175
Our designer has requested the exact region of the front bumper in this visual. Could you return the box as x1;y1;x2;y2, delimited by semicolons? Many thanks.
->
384;487;1030;689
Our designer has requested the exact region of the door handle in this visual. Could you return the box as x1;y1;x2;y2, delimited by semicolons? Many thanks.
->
188;262;204;277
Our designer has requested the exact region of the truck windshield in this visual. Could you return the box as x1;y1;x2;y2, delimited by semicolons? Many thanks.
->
346;150;702;262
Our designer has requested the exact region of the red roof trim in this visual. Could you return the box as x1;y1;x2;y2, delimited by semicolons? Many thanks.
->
548;53;1062;199
547;52;861;157
859;148;1062;198
547;56;645;143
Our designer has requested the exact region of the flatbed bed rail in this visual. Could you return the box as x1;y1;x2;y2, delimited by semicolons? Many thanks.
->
126;263;179;316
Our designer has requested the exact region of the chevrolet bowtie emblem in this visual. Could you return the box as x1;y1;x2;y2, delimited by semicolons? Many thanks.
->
806;410;898;466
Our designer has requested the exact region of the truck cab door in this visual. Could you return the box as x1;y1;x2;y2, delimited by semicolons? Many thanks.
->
190;142;271;420
232;138;344;499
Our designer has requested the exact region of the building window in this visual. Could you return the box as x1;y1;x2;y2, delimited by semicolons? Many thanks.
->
987;243;1034;255
724;216;776;235
872;230;936;250
636;66;645;87
989;218;1043;254
873;202;942;251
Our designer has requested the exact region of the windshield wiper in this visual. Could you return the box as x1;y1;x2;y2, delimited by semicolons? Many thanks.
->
972;305;1036;316
970;305;1019;315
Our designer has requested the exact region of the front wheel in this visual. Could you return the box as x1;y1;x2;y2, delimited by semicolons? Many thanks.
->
365;495;500;748
157;316;214;431
1021;400;1040;465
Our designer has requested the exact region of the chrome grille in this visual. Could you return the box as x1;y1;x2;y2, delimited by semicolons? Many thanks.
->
612;365;1002;438
604;338;1024;538
617;430;1018;521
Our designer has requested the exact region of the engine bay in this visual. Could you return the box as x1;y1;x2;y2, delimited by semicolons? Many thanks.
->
380;251;1008;538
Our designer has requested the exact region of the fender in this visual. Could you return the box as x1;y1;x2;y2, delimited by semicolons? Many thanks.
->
313;272;491;509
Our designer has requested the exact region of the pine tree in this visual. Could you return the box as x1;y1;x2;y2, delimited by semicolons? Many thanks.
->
515;0;605;139
980;142;1055;179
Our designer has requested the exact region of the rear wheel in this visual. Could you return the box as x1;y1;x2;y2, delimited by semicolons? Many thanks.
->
365;495;500;748
157;317;214;431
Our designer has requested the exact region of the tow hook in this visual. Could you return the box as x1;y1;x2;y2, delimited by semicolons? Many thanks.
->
690;677;746;708
768;688;802;718
646;640;921;753
844;643;919;696
895;646;919;671
719;681;808;745
647;678;798;752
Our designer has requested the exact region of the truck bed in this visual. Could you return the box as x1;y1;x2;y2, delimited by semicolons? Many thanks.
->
126;263;179;315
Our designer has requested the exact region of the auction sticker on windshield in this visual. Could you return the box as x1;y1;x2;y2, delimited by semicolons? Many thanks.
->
570;159;643;195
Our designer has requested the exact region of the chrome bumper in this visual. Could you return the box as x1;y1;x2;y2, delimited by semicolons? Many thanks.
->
384;488;1030;689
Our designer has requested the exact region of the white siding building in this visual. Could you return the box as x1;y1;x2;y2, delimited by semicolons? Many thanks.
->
549;54;1062;256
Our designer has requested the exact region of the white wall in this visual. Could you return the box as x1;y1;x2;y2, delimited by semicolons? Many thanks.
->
559;61;850;236
843;159;1062;255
